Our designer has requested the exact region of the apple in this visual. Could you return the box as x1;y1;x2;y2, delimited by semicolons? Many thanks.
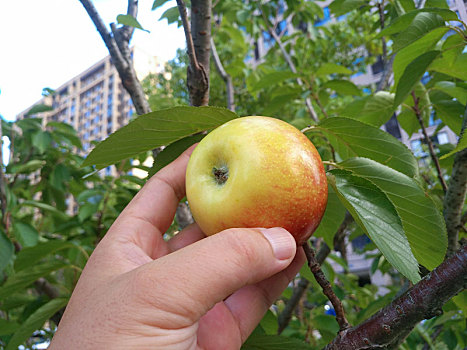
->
185;116;328;245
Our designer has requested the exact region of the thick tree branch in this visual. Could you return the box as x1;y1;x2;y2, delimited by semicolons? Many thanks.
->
443;107;467;257
325;244;467;349
412;91;448;193
78;0;150;115
210;37;235;111
304;242;350;331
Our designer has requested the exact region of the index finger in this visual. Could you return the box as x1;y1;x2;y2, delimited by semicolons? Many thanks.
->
109;145;196;254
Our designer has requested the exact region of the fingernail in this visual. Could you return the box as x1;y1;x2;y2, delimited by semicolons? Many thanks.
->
260;227;295;260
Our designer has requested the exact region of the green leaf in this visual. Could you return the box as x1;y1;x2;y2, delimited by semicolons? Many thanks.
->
12;222;39;248
83;106;238;169
152;0;169;10
425;0;449;8
251;71;299;91
312;314;339;334
32;131;53;154
15;241;76;271
159;6;179;24
397;108;419;137
315;117;418;177
25;104;53;116
316;63;352;76
21;200;69;220
78;203;98;222
117;14;149;32
149;134;204;178
394;50;440;107
433;100;464;134
393;27;449;88
9;160;46;174
50;163;71;191
323;79;361;96
0;231;14;273
313;185;346;250
377;9;456;38
341;92;396;126
0;319;20;336
340;158;448;270
431;52;467;81
433;82;467;105
393;13;445;52
329;0;367;17
328;170;421;283
259;310;278;335
242;333;313;349
440;132;467;159
6;298;68;350
0;261;68;300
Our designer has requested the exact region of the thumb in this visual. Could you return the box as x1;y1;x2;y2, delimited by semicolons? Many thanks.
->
136;227;296;323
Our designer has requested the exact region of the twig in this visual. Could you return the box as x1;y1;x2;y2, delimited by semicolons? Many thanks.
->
377;0;387;65
443;106;467;257
303;242;350;331
176;0;200;72
78;0;151;115
411;91;448;193
421;325;443;350
325;244;467;349
259;9;319;122
277;213;353;333
210;37;235;111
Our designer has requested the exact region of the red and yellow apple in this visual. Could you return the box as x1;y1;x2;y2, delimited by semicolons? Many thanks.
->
185;116;328;245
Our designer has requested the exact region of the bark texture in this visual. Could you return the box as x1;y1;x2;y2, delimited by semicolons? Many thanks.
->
324;244;467;349
443;108;467;256
178;0;211;106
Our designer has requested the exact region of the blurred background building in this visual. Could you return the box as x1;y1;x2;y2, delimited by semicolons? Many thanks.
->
17;46;161;175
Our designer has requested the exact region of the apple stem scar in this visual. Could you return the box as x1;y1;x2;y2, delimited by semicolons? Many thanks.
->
212;165;229;185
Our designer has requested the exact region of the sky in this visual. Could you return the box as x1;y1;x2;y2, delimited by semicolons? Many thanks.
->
0;0;185;122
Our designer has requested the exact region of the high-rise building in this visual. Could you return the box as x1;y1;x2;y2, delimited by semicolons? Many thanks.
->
17;47;161;173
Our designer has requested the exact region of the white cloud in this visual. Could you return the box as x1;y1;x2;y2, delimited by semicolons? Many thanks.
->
0;0;185;121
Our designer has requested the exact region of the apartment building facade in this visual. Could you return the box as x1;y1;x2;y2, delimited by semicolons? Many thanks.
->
17;47;161;175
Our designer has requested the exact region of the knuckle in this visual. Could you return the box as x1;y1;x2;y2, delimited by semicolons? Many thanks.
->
222;228;264;267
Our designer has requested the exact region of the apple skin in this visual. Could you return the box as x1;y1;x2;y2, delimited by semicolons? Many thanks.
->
185;116;328;245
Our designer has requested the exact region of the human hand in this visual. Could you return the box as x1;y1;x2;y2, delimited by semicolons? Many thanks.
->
49;145;305;349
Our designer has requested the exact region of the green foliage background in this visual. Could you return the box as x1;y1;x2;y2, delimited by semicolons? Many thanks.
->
1;0;466;348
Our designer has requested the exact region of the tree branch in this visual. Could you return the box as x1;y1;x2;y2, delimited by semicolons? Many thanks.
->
177;0;211;106
176;0;200;72
210;37;235;111
277;213;353;334
443;106;467;257
325;244;467;349
78;0;151;115
303;242;350;331
260;10;319;122
412;91;448;193
78;0;128;71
